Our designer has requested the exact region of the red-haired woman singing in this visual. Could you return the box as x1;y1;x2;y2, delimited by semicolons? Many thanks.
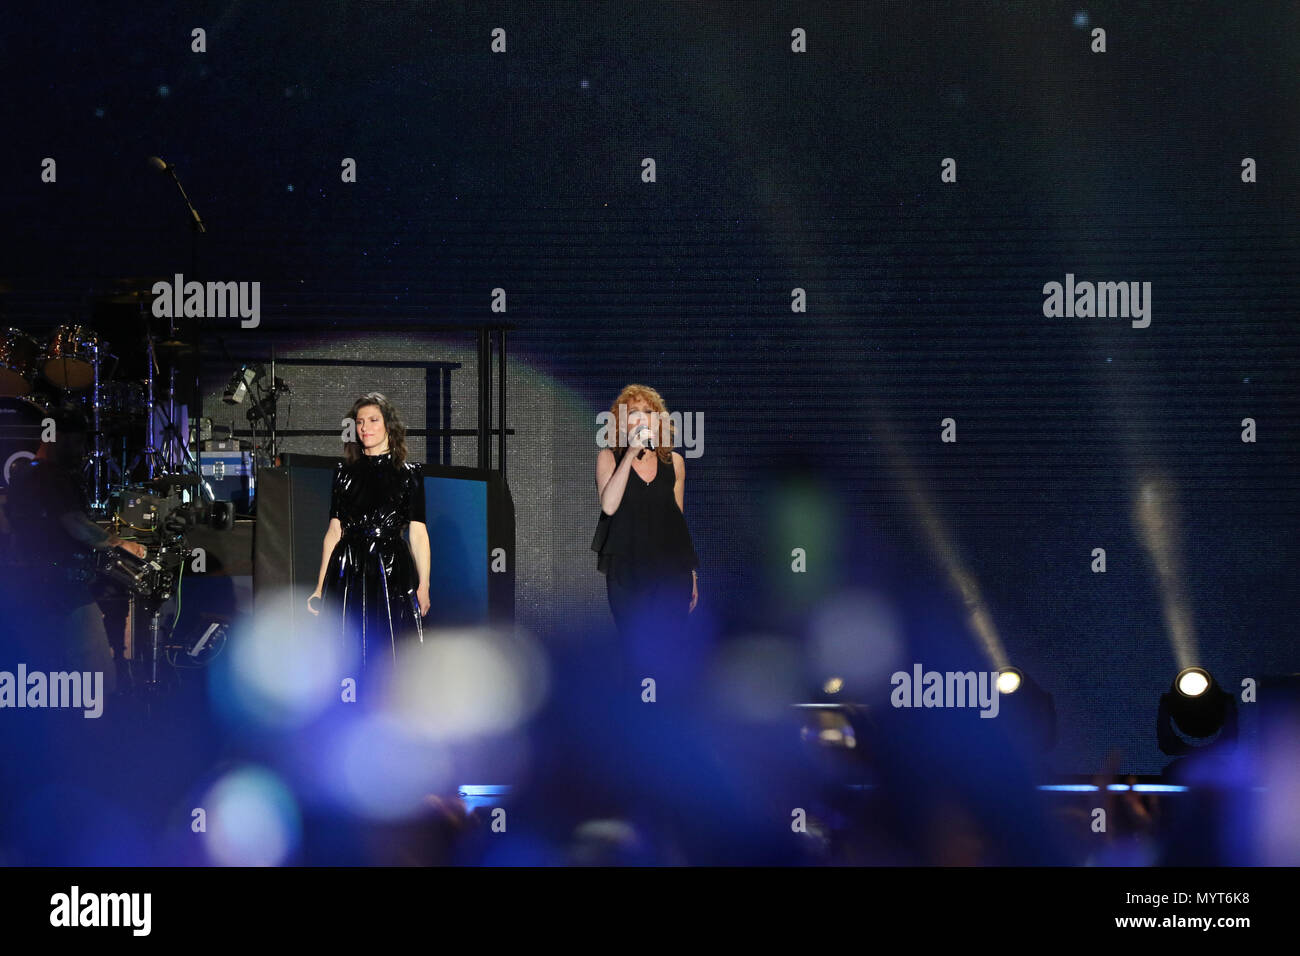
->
592;384;699;660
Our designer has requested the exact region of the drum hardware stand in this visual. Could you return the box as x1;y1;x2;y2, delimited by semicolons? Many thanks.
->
158;354;205;492
124;300;203;498
167;363;180;473
157;311;192;475
138;323;163;479
153;357;212;505
156;409;212;505
84;339;113;515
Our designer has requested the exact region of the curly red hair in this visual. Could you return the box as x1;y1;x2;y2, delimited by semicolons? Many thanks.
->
608;384;675;464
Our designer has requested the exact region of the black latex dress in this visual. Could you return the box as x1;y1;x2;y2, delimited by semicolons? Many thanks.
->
321;450;425;671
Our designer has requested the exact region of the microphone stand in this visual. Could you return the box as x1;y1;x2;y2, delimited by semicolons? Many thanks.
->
159;162;206;237
153;157;206;499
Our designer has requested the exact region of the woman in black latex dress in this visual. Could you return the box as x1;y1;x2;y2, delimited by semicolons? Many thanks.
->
309;392;430;675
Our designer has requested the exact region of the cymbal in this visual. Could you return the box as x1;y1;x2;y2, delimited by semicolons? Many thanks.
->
154;338;199;358
100;291;157;304
92;278;167;304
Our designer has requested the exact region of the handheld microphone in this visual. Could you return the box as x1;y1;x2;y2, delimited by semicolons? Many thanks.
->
632;425;654;459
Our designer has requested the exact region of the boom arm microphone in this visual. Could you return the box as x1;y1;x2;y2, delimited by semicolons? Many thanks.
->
148;154;206;234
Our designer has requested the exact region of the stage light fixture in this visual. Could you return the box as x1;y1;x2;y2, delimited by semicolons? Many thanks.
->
222;363;262;404
1176;666;1210;698
996;666;1055;752
1157;666;1236;755
997;667;1022;695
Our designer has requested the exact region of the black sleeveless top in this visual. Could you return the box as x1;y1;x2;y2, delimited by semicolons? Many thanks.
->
591;446;699;575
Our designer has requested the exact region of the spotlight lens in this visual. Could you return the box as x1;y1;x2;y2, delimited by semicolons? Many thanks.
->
1177;669;1210;697
997;670;1021;694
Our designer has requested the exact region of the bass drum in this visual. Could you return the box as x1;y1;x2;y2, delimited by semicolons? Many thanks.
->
0;328;41;396
0;396;50;487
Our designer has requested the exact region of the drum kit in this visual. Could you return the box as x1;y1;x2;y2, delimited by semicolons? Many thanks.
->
0;279;201;514
0;280;222;695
